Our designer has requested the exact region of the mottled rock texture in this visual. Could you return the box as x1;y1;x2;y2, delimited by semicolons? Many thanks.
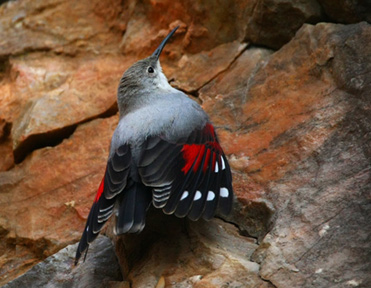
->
0;116;117;283
0;0;370;287
318;0;371;23
108;213;270;288
2;236;123;288
245;0;325;49
251;22;371;288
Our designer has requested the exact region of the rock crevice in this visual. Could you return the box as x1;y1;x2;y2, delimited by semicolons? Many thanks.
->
0;1;369;287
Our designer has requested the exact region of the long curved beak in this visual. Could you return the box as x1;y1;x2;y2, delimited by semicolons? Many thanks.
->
152;26;179;60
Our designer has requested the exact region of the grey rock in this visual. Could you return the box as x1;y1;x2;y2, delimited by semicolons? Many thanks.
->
252;22;371;288
109;209;272;287
2;236;122;288
245;0;325;49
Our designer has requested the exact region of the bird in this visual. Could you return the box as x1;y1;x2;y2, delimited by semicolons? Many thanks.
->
75;26;234;264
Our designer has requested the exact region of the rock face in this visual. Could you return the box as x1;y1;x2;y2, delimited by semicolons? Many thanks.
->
250;22;371;288
245;0;325;49
109;212;271;288
9;54;128;162
2;236;123;288
0;116;118;283
0;0;370;287
318;0;371;23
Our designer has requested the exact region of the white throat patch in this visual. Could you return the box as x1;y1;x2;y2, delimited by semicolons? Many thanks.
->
156;62;177;93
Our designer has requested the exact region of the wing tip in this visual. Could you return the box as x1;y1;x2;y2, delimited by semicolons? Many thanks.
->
115;221;134;234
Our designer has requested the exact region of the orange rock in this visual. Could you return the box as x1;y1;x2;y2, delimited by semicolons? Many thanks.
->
200;47;273;132
0;0;369;286
251;22;371;287
0;0;124;57
167;41;247;93
0;118;13;171
0;115;118;285
119;1;252;57
7;54;133;162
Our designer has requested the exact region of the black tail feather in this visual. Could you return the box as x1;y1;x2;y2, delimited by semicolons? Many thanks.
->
116;182;152;234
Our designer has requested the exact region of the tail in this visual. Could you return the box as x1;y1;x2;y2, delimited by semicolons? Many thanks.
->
75;177;117;265
116;182;152;234
75;143;132;265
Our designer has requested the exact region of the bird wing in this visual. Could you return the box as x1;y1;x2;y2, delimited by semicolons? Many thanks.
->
138;122;233;221
75;144;131;264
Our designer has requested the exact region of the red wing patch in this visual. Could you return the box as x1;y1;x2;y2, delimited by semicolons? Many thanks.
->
181;123;222;174
181;144;204;174
94;176;105;203
139;122;233;222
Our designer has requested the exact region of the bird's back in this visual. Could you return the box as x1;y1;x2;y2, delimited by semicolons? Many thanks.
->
111;91;208;159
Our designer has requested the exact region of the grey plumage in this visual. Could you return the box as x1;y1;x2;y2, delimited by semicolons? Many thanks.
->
112;93;207;154
75;26;233;264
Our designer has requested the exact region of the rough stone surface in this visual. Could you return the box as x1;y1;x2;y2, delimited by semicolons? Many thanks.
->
118;0;252;57
0;118;13;171
109;211;272;288
2;236;123;288
245;0;325;49
0;0;125;57
0;0;370;288
6;54;130;162
251;22;371;288
200;47;276;240
318;0;371;23
0;116;118;285
200;47;273;134
168;41;248;93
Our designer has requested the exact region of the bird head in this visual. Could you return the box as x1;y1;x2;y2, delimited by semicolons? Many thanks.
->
117;26;179;114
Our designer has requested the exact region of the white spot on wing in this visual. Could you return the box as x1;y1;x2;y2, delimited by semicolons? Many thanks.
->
220;187;229;198
180;191;189;201
221;157;226;170
86;226;89;232
207;191;215;201
215;161;219;172
194;191;202;201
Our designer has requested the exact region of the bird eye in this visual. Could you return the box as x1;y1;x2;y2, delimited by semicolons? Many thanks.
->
147;66;154;73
